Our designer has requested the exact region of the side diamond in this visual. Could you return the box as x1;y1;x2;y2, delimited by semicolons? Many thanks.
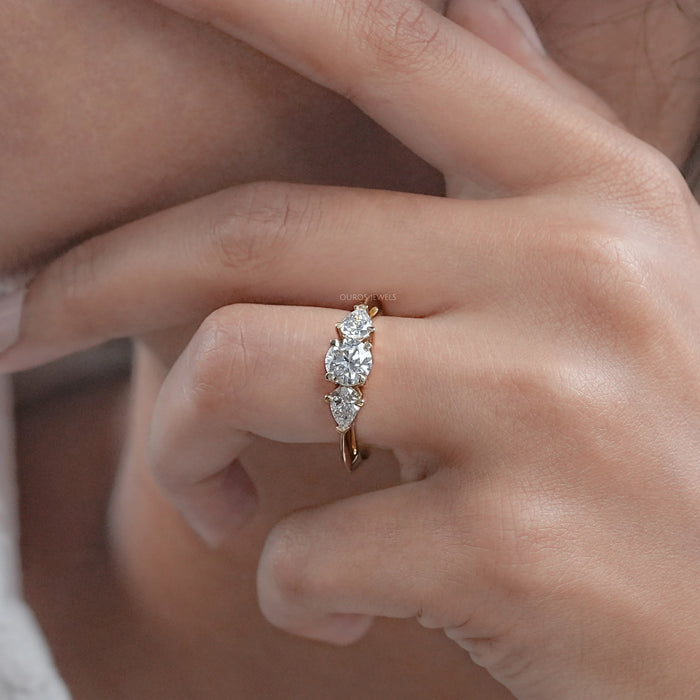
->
338;305;374;340
326;386;364;431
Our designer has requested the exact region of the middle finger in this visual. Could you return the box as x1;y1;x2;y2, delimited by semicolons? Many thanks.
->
0;183;520;373
156;0;627;192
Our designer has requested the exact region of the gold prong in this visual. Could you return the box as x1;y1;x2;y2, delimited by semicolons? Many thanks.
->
357;400;365;407
325;372;335;382
324;394;332;403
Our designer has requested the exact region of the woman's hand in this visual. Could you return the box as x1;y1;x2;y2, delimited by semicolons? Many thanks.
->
4;0;700;696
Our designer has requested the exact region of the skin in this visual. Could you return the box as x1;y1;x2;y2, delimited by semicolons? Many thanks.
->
5;0;700;697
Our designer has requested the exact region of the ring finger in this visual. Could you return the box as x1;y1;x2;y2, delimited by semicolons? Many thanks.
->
148;302;444;545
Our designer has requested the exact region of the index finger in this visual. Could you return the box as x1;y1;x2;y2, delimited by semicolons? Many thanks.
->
156;0;627;192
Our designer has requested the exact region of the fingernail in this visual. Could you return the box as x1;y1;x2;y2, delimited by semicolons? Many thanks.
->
0;290;25;361
496;0;546;55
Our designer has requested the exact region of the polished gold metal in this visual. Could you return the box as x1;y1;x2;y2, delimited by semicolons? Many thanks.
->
325;294;383;472
341;425;362;471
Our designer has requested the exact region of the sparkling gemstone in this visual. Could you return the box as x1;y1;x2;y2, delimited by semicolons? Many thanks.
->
325;339;373;386
339;305;374;340
327;386;363;431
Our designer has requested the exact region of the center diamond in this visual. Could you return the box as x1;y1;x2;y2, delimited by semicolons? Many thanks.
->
325;339;373;386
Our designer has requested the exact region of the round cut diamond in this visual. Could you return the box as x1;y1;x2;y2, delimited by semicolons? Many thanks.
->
339;306;374;340
327;386;363;431
325;339;373;386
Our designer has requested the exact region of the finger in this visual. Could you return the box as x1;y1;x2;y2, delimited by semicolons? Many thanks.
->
256;475;484;645
0;182;516;374
154;0;626;191
447;0;620;124
148;303;441;545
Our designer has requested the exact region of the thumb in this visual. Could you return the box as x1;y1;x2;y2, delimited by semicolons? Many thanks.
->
446;0;621;124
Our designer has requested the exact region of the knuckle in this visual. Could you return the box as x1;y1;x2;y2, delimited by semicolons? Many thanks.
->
531;221;664;353
259;519;315;620
573;231;652;298
629;148;690;209
350;0;457;86
494;359;577;434
207;182;319;273
484;356;622;490
606;144;694;226
184;305;261;417
567;230;667;342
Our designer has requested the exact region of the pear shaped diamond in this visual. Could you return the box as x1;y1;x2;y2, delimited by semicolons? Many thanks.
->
338;305;374;340
325;339;373;386
326;386;364;431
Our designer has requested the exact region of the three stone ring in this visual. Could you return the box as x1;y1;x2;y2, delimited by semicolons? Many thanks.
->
324;296;382;471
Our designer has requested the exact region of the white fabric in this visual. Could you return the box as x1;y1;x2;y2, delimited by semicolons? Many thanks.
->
0;376;70;699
